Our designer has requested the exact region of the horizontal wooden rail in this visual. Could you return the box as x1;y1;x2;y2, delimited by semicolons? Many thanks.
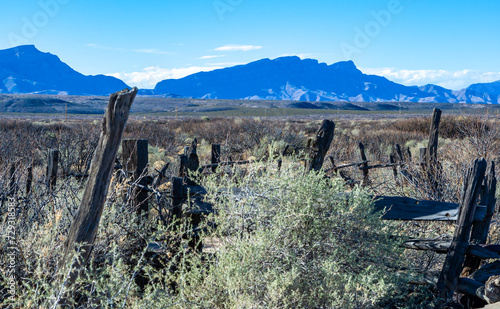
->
200;160;254;170
324;160;368;173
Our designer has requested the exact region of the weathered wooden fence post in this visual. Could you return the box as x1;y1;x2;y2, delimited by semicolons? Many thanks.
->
462;162;497;277
58;88;137;290
122;139;149;216
211;144;221;173
358;142;370;186
171;176;184;227
307;120;335;172
389;154;398;183
47;149;59;190
437;158;487;303
424;108;442;198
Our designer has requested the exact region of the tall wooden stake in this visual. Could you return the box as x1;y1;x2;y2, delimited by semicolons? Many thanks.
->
59;88;137;287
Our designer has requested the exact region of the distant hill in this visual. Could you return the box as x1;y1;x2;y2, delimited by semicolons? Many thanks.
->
154;56;500;104
454;81;500;104
0;45;129;95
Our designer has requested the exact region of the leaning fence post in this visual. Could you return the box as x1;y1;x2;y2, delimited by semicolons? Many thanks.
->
211;144;221;173
307;120;335;172
122;139;149;216
59;88;137;291
437;158;487;303
47;149;59;190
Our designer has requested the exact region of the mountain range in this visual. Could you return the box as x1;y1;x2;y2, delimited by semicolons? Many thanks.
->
1;45;499;103
0;45;128;95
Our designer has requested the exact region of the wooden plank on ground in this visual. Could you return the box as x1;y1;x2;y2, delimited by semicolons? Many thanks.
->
374;196;486;221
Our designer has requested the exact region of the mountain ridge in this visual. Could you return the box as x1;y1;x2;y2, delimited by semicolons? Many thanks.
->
0;45;499;103
0;45;129;95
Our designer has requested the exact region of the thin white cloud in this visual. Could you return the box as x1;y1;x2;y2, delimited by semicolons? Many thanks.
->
361;67;500;90
87;43;173;55
214;44;262;52
108;66;223;89
200;55;225;59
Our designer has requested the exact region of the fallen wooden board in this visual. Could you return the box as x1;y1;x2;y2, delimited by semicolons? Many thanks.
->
403;240;500;258
374;196;486;221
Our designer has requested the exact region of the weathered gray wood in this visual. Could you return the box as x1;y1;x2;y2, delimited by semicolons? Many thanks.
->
463;162;497;277
438;158;487;302
152;163;169;189
485;276;500;304
468;245;500;259
374;196;486;221
171;176;184;225
358;142;370;186
390;154;398;183
426;108;442;165
211;144;221;173
395;144;404;163
122;139;149;215
457;277;487;302
470;261;500;284
405;146;412;162
324;160;368;173
359;162;404;170
402;241;500;259
307;120;335;172
403;238;451;253
47;149;59;189
424;108;443;199
201;160;254;170
60;88;137;286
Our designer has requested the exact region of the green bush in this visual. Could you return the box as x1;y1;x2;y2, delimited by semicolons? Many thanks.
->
171;160;405;308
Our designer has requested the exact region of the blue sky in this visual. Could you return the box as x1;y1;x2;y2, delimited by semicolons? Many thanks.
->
2;0;500;89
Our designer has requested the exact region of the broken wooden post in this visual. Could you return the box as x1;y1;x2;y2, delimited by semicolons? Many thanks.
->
405;147;412;162
307;120;335;172
211;144;221;173
358;142;370;186
179;139;199;184
437;158;487;303
171;177;183;227
59;88;137;288
47;149;59;190
424;108;442;198
426;108;442;165
389;154;398;183
395;144;404;163
462;162;497;277
122;139;149;216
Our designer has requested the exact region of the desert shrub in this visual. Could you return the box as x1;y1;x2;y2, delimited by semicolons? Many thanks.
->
169;161;406;308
